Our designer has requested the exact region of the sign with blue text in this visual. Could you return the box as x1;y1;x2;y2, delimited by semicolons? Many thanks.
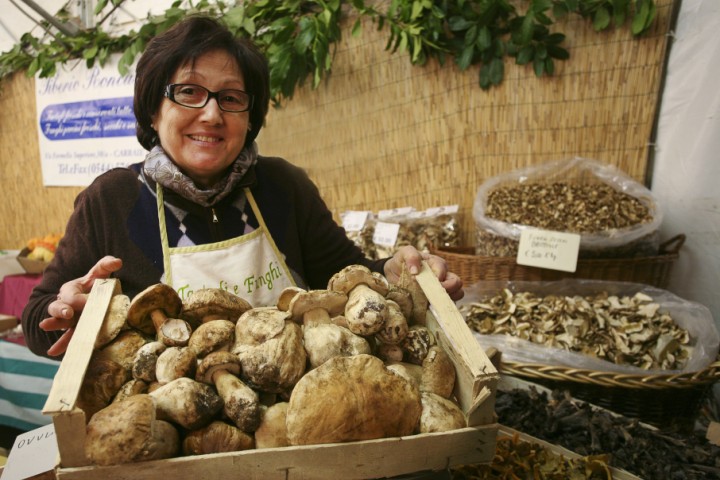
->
35;56;145;186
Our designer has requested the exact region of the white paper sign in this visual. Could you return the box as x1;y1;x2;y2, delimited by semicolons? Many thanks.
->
1;423;58;480
341;210;371;232
35;56;145;186
516;228;581;272
373;221;401;247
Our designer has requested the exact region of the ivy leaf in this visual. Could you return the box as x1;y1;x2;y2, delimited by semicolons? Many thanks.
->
632;0;656;35
547;44;569;60
457;44;474;70
352;18;363;37
593;7;611;31
533;56;545;77
479;56;503;90
477;26;492;51
516;45;533;65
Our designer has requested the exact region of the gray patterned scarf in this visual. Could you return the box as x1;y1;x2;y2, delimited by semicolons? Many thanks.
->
143;143;258;207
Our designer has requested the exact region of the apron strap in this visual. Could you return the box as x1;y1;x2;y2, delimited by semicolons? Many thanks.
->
156;184;174;285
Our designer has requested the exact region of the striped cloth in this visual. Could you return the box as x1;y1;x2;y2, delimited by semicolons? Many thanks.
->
0;340;59;431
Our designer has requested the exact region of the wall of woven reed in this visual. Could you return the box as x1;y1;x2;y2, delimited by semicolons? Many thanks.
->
0;0;676;250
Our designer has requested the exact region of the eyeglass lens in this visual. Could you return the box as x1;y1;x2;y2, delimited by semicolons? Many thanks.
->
168;84;251;112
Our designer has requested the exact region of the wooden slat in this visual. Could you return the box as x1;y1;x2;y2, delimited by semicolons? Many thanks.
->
415;261;499;426
56;427;496;480
43;279;120;414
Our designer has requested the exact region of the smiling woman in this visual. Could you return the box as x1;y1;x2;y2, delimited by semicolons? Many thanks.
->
20;14;462;359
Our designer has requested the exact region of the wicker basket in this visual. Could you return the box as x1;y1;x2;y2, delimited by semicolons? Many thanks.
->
432;234;685;289
498;357;720;432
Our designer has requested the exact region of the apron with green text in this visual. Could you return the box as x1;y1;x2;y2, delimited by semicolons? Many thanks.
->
157;184;295;306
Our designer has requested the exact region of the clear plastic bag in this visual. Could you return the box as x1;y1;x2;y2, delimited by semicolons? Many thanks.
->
473;157;663;258
459;279;719;375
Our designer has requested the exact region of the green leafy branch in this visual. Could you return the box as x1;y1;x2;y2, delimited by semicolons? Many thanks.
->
0;0;657;103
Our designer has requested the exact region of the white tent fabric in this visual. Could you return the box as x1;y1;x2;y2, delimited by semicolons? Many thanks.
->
652;0;720;332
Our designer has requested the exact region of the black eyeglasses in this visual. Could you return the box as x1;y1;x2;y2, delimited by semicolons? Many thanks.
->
164;83;254;113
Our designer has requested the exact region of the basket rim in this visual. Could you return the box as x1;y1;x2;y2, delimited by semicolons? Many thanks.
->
499;358;720;390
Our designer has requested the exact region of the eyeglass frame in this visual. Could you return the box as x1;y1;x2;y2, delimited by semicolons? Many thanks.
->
163;83;254;113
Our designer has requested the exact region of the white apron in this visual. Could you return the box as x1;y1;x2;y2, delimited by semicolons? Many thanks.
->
157;184;295;306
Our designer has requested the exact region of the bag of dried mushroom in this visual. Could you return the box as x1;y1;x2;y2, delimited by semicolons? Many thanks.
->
341;206;461;260
472;157;663;258
458;279;719;375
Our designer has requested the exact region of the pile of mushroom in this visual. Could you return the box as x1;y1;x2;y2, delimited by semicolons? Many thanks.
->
81;265;466;466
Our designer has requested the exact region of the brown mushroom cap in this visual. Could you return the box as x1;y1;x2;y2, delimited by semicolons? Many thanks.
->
86;394;179;466
132;341;166;383
95;329;149;372
155;346;198;385
287;289;348;324
276;286;306;311
149;377;223;430
286;354;421;446
95;294;130;348
188;319;235;358
327;265;389;296
76;355;130;419
196;351;242;385
182;420;254;455
181;288;252;326
127;284;182;336
418;392;466;433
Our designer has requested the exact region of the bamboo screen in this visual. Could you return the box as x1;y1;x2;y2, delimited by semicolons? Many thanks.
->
0;0;676;250
257;0;677;245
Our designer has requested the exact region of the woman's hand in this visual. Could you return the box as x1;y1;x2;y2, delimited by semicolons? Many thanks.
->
383;246;464;301
39;256;123;356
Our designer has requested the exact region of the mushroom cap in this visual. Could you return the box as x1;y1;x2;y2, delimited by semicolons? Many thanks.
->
181;288;252;326
95;294;130;348
418;392;466;433
95;329;149;371
182;420;254;455
132;341;167;383
287;289;348;323
327;265;389;296
155;346;198;385
276;286;306;311
188;319;236;358
197;351;242;384
286;354;421;445
86;394;179;465
127;284;182;335
76;355;130;419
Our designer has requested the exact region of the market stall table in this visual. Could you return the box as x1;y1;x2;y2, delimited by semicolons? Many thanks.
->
0;273;43;320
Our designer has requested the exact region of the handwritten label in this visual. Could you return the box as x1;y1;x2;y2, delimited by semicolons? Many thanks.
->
516;228;581;272
2;423;59;480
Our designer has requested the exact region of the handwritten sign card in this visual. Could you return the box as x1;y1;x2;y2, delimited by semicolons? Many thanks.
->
516;228;581;272
1;423;58;480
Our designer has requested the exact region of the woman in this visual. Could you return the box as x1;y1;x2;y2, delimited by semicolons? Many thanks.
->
21;15;463;359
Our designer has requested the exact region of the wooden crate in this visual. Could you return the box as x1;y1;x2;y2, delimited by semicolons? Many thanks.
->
43;263;499;479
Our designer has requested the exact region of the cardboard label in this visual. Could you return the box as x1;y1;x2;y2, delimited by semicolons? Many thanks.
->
1;423;58;480
373;221;401;247
341;210;370;232
516;228;580;272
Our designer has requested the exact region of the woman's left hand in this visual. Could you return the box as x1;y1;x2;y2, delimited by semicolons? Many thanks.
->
383;246;464;301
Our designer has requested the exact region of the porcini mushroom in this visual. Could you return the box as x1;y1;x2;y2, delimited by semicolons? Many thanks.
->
401;325;436;365
85;394;179;466
375;299;409;345
196;351;262;432
95;329;149;372
155;346;198;384
328;265;389;336
418;392;466;433
254;402;290;449
286;354;422;445
94;294;130;348
131;341;166;383
232;307;306;395
287;289;348;327
76;355;130;420
303;323;371;369
127;283;191;347
182;420;254;455
187;319;236;358
180;288;252;326
149;377;223;430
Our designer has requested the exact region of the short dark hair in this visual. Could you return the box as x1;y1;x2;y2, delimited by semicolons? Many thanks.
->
134;15;270;150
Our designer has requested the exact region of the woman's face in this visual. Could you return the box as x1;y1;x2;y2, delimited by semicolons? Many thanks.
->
152;49;249;188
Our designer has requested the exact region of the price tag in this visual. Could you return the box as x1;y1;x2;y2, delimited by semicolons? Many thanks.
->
373;221;401;247
341;210;370;232
516;228;581;272
1;423;59;480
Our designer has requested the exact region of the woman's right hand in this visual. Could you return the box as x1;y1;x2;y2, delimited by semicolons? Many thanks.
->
39;256;123;356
